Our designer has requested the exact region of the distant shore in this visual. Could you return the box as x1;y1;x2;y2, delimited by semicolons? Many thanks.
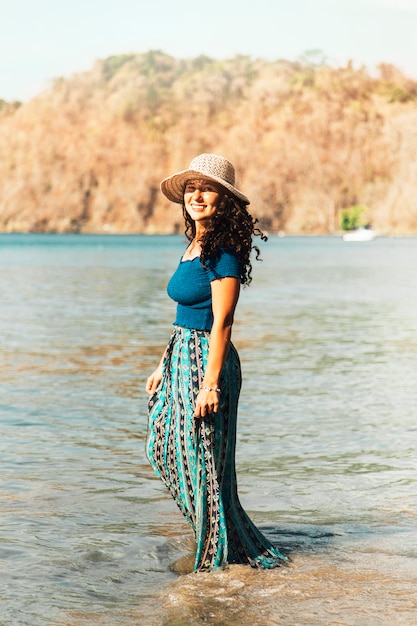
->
1;52;417;236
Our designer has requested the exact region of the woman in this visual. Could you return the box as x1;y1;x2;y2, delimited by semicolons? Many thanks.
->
146;153;287;572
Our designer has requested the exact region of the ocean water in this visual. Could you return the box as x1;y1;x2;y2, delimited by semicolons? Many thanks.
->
1;234;417;625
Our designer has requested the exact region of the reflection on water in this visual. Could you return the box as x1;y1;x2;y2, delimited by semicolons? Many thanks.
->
1;234;417;625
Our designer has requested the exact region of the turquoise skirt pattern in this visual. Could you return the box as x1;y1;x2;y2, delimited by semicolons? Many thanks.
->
146;326;288;572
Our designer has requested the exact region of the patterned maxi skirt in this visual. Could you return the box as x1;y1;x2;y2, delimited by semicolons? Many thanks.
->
146;326;287;572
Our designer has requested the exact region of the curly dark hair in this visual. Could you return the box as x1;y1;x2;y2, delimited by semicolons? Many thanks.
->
182;193;267;286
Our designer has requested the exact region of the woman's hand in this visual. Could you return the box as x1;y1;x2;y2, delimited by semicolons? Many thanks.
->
194;388;220;418
146;364;163;395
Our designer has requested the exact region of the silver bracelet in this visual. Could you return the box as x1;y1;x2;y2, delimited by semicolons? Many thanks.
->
200;385;221;393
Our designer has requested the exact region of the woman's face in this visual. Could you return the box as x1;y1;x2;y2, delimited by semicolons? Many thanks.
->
183;179;222;226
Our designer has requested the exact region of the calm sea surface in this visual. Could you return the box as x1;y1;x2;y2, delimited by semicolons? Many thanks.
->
1;234;417;625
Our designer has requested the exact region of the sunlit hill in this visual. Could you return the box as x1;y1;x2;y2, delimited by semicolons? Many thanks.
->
1;50;417;234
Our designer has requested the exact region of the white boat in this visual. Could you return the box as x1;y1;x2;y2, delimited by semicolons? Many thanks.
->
342;228;376;242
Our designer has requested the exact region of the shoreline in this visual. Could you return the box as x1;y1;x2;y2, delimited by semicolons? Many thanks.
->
1;230;417;238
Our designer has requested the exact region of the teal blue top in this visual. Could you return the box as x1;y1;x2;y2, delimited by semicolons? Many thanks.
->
167;249;241;331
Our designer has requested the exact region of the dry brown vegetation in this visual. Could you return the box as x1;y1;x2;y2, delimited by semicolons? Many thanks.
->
1;51;417;234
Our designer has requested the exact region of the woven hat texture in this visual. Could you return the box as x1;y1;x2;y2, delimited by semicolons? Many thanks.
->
160;153;249;204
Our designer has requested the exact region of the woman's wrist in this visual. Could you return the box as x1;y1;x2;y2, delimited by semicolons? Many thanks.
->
200;385;221;393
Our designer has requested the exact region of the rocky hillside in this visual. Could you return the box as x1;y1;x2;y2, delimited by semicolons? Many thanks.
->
1;51;416;234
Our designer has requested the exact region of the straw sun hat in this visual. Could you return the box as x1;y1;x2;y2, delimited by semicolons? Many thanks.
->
160;153;250;205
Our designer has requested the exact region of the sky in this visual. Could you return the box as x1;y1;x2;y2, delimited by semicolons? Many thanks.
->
1;0;417;101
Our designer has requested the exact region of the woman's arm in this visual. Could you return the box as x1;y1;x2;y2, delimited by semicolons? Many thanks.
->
194;276;240;418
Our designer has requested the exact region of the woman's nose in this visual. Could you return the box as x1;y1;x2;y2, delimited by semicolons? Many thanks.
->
192;188;203;200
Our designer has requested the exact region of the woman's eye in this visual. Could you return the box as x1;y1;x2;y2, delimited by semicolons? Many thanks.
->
185;185;216;193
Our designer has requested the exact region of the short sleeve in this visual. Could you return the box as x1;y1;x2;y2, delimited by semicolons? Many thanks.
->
205;250;241;282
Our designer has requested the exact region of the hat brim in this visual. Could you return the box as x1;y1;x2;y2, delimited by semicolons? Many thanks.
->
160;168;249;205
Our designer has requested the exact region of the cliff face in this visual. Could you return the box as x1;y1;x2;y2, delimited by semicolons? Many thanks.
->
1;51;416;234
